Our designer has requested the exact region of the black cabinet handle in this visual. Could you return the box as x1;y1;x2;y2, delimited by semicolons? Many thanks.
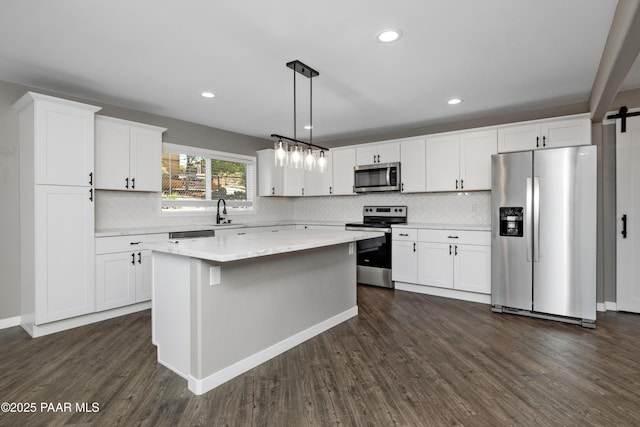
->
542;136;546;147
460;179;464;189
129;241;141;245
131;178;135;189
373;154;376;163
138;252;142;264
329;186;333;194
449;244;452;255
399;233;409;236
271;187;275;195
89;188;93;201
131;253;135;265
89;172;93;185
413;242;416;252
455;245;458;256
401;182;405;192
536;136;540;148
455;179;459;189
302;188;304;196
622;214;628;238
125;177;129;189
377;154;380;163
447;235;459;239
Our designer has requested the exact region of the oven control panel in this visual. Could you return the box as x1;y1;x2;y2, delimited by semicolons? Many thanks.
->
363;206;407;218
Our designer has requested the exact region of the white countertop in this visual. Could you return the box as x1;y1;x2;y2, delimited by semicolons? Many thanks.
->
393;223;491;231
146;229;383;262
95;221;348;238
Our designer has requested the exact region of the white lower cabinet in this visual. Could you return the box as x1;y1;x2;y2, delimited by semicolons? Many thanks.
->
95;233;167;311
392;227;491;299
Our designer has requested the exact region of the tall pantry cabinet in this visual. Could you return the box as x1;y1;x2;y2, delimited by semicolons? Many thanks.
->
13;92;102;337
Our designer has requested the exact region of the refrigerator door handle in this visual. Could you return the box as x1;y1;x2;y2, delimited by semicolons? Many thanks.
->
526;177;533;262
533;176;541;262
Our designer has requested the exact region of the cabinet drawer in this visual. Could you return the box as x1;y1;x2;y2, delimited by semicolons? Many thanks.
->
418;229;490;245
393;228;418;241
96;233;168;254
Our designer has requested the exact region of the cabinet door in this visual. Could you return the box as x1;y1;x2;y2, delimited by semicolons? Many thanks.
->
400;138;426;193
497;123;540;153
426;135;460;192
542;118;590;149
95;119;131;190
304;152;333;196
453;244;491;294
417;242;454;288
257;149;284;196
130;126;162;191
459;130;497;191
35;185;95;324
96;252;136;311
377;141;400;163
392;241;418;283
135;250;153;302
35;101;95;186
332;148;356;195
356;145;379;165
283;167;305;196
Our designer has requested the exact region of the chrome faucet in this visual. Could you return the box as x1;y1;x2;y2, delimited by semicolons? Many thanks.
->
216;199;227;224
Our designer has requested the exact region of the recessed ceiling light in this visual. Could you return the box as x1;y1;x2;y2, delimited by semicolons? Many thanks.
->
377;29;401;43
201;91;215;98
448;98;462;105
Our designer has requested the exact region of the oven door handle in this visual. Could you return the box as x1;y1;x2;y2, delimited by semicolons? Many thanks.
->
345;226;392;233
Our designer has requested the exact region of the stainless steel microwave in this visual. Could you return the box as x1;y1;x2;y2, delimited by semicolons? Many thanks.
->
354;162;401;193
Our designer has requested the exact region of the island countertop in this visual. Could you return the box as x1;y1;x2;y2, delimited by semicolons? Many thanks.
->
146;229;384;262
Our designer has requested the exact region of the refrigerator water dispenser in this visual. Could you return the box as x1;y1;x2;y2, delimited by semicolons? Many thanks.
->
499;207;523;237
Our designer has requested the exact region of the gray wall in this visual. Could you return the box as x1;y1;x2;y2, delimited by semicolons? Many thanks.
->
0;79;269;320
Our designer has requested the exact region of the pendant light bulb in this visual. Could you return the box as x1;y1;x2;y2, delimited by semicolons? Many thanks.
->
290;144;303;169
274;139;288;167
304;147;316;171
317;150;327;173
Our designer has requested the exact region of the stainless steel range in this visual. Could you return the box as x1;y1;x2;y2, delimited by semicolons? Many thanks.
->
345;206;408;288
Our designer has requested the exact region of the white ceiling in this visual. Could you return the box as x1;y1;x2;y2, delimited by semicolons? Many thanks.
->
0;0;634;143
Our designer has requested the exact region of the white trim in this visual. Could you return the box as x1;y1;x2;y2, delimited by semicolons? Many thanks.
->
21;302;150;338
186;306;358;395
394;282;491;305
163;142;255;164
0;316;21;330
597;302;606;312
605;301;617;311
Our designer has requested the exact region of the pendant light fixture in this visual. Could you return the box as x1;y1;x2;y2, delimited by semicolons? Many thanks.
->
271;60;328;172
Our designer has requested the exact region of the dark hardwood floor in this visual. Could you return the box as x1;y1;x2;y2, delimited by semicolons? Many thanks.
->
1;285;640;426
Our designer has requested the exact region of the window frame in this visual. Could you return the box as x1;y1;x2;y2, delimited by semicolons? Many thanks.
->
160;142;256;216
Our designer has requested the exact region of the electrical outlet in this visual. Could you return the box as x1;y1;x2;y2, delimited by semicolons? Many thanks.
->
209;266;221;286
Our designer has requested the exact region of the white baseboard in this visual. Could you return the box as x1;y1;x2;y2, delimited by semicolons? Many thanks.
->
0;315;21;330
394;282;491;305
187;306;358;395
605;301;617;311
22;302;151;338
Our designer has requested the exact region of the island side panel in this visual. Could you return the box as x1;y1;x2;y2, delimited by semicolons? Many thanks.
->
153;251;191;379
190;243;357;390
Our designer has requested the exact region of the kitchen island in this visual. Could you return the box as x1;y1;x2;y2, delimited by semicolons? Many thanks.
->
147;229;383;395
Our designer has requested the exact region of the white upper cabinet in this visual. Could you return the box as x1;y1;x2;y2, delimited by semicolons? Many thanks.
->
426;130;497;192
95;116;166;192
426;134;461;192
356;141;400;165
13;92;99;187
459;129;498;191
257;149;304;196
400;138;426;193
332;147;356;195
497;114;590;153
304;151;333;196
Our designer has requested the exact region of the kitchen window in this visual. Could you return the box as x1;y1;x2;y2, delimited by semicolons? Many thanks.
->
161;143;255;214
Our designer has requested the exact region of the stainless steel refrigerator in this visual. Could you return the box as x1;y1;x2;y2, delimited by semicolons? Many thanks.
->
491;145;597;327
